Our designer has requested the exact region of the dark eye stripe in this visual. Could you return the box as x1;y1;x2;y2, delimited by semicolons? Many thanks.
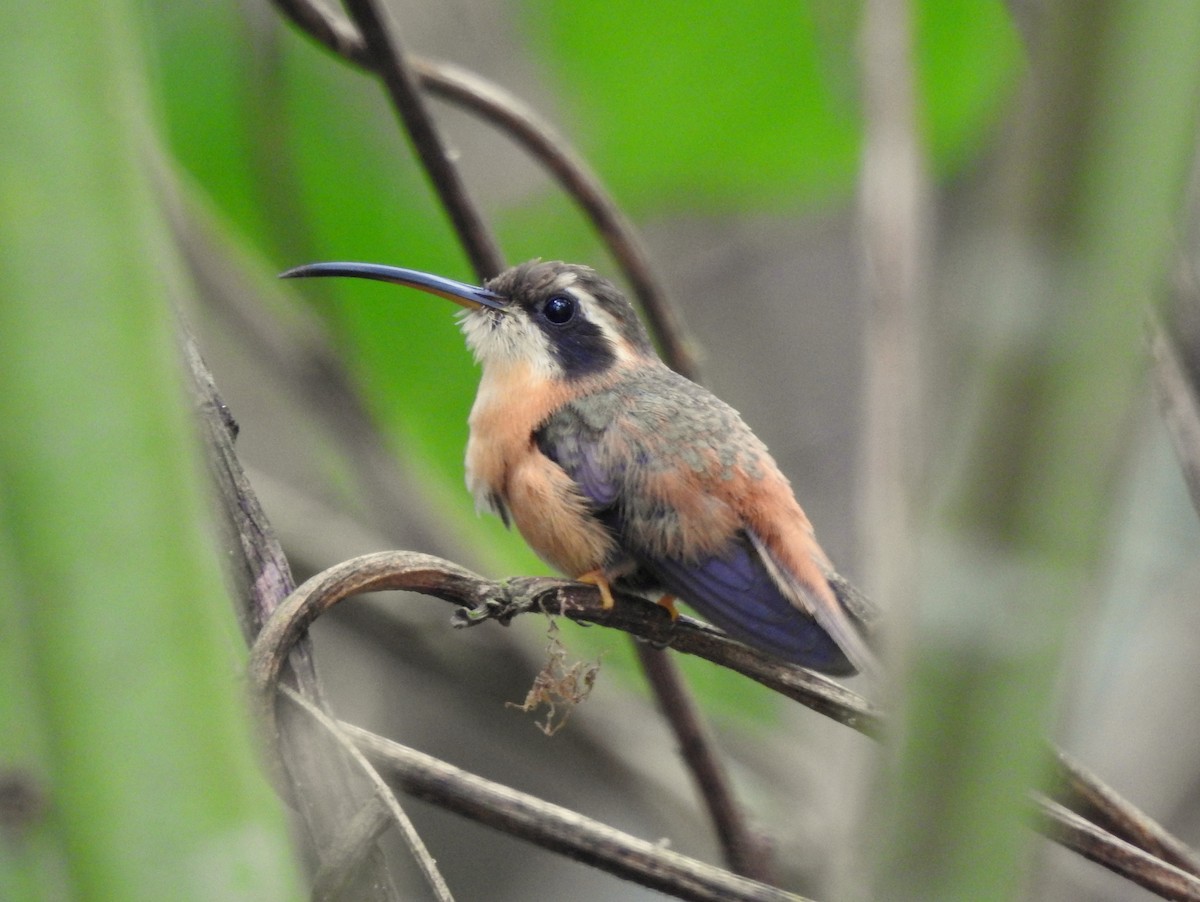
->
531;295;615;378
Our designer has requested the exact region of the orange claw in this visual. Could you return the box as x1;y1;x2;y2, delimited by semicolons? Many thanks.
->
576;570;616;611
657;594;680;620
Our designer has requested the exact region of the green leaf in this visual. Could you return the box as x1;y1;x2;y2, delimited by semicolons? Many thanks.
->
522;0;1020;211
0;4;301;899
914;0;1023;173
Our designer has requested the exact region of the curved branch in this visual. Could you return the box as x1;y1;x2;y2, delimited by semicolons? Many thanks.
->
245;552;824;900
270;0;699;376
247;551;881;745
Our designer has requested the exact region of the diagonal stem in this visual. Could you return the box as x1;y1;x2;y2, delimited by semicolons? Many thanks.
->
634;644;774;880
1033;794;1200;901
340;0;505;280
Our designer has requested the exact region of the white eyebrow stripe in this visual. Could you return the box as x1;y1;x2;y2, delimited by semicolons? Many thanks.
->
550;270;580;292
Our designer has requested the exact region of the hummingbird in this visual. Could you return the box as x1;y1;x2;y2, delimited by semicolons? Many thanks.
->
281;259;879;677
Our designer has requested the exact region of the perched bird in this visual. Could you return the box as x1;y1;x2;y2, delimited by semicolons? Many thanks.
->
281;259;878;677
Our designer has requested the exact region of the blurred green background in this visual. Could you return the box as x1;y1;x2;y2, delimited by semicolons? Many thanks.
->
5;0;1200;899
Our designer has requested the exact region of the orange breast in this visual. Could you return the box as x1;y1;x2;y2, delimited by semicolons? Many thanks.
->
465;360;616;576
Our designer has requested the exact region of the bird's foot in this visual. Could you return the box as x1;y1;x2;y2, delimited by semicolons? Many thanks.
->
656;594;679;620
575;570;616;611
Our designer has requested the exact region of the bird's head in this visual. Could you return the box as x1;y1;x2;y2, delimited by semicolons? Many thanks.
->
280;259;657;381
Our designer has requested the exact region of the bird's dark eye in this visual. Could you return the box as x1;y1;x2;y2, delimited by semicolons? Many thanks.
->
542;295;576;325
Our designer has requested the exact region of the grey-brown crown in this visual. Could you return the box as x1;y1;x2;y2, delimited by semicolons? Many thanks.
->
485;261;656;360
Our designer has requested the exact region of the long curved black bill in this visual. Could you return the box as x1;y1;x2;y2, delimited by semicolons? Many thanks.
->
280;262;507;311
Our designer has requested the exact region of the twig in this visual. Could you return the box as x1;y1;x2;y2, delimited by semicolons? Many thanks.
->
280;688;454;902
1032;795;1200;901
340;0;504;280
634;644;774;880
634;653;773;876
272;0;372;67
1048;746;1200;878
342;721;807;902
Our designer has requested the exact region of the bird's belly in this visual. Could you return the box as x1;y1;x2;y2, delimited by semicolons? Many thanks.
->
503;451;617;578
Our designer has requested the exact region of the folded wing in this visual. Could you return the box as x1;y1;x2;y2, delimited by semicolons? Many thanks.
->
536;384;874;675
